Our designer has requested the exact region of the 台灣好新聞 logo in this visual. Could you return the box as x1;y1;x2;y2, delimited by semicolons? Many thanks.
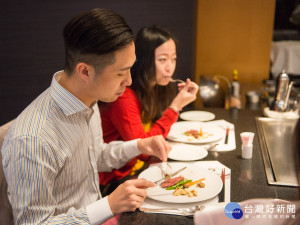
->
224;202;243;219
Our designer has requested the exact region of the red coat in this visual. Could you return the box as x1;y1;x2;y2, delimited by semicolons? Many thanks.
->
99;87;178;185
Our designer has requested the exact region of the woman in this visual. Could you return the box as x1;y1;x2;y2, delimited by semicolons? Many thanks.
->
99;25;199;194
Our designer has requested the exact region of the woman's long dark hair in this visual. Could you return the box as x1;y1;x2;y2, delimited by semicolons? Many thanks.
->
131;25;177;123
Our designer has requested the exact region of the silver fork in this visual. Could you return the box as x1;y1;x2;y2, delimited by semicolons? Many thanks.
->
205;143;218;151
169;78;185;83
161;162;173;178
139;205;205;215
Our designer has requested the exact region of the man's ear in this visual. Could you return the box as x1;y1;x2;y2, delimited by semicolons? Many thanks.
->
76;63;94;82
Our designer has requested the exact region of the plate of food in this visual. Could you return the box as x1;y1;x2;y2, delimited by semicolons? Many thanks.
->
180;111;215;122
168;143;208;161
138;163;223;203
167;121;224;144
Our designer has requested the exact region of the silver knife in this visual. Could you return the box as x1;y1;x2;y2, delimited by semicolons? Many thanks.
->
154;166;187;185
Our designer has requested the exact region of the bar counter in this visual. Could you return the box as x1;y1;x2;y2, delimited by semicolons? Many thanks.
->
118;107;299;225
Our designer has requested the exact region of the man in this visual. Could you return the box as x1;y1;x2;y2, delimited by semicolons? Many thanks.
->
1;8;171;224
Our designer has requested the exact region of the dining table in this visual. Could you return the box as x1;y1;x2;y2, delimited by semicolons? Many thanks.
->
117;107;299;225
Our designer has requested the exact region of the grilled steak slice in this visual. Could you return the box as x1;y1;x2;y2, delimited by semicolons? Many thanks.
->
161;176;185;188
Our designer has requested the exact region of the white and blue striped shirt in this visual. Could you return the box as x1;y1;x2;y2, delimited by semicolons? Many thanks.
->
1;71;140;225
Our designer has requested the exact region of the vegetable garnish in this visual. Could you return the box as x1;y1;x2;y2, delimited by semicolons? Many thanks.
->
183;178;205;188
166;179;192;190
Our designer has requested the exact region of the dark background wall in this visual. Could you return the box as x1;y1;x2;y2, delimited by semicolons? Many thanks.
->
274;0;298;30
0;0;196;125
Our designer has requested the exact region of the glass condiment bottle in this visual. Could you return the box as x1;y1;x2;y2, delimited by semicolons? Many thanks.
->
230;69;242;109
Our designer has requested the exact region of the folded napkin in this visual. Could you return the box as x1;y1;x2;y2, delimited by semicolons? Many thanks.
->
140;196;219;216
202;120;236;152
140;161;231;216
263;107;299;120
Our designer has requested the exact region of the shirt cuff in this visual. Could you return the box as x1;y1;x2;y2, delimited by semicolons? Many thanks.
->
86;196;114;225
123;139;140;159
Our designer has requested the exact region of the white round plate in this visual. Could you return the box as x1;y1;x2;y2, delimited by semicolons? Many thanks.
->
168;143;208;161
138;163;223;203
167;121;224;144
180;111;215;122
263;107;299;120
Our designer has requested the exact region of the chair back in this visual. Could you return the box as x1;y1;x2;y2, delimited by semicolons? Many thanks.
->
0;120;15;225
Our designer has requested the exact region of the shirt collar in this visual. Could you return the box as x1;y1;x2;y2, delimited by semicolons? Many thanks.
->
50;71;91;116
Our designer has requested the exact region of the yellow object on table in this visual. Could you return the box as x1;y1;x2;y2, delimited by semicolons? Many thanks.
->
129;159;145;176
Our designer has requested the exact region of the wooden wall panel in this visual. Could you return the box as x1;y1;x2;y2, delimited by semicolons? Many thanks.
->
194;0;276;108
